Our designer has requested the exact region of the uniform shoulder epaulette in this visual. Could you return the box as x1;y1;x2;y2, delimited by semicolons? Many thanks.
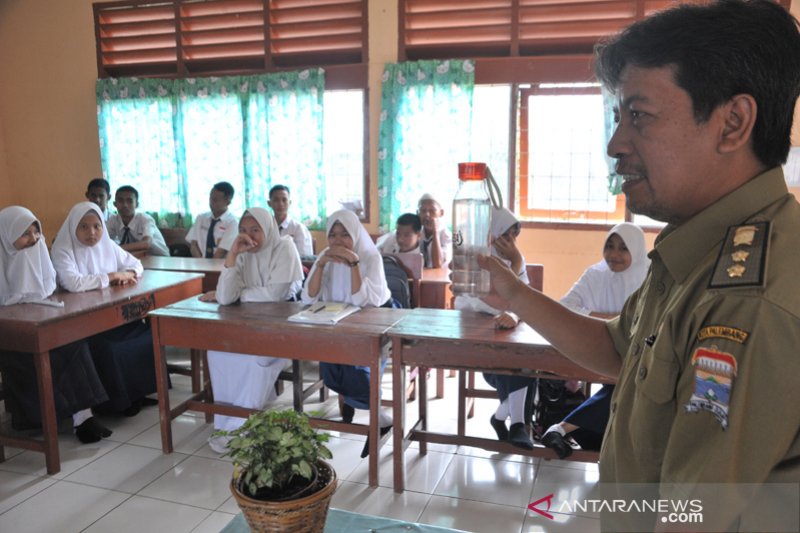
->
709;221;770;289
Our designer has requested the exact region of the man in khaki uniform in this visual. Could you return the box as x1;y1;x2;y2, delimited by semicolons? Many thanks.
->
480;0;800;530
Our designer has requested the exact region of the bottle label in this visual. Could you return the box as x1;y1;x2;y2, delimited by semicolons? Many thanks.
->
453;230;464;247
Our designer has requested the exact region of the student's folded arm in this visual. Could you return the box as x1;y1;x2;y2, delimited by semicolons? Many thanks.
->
116;248;143;276
59;270;108;292
301;262;324;303
215;267;243;305
240;282;293;303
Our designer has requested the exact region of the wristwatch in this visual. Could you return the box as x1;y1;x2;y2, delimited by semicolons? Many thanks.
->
349;260;360;268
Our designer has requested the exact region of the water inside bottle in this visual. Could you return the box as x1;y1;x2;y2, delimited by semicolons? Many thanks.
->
451;198;491;297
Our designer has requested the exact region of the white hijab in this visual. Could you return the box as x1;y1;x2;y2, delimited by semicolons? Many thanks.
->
51;202;142;288
238;208;303;287
303;209;390;307
0;206;57;305
560;222;650;315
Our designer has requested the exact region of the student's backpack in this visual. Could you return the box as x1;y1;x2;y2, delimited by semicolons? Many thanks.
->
382;255;411;309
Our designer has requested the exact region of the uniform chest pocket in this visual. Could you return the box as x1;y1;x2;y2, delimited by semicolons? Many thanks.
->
635;351;679;405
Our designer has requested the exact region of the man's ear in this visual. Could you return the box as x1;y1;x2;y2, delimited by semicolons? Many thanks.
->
718;94;757;154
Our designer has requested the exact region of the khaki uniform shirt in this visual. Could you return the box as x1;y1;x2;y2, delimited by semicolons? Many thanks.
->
603;168;800;527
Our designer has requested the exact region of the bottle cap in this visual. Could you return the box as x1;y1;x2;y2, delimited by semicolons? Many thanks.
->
458;162;487;181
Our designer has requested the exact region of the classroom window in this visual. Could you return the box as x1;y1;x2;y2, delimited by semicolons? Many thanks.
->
518;84;625;224
323;90;365;216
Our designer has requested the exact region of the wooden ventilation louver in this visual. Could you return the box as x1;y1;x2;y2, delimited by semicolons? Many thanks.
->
95;1;179;77
401;0;514;60
94;0;368;77
270;0;366;67
400;0;792;60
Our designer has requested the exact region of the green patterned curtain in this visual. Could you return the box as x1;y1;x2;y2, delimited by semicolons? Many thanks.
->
97;78;184;224
242;69;326;230
377;59;475;232
96;70;325;228
602;87;623;195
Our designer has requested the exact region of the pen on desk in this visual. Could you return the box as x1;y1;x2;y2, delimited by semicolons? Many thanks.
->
312;304;326;314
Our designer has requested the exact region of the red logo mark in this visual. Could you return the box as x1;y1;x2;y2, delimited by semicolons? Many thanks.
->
528;493;555;520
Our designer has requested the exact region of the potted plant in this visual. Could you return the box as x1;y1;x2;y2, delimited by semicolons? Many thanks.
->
216;408;336;533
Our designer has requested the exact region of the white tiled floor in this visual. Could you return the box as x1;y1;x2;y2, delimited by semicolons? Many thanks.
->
0;362;600;533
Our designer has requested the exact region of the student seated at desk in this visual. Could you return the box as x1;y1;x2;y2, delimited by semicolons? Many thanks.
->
376;213;422;255
455;207;536;450
302;209;392;458
85;177;111;222
186;181;237;259
268;184;313;257
203;208;304;453
417;193;452;268
51;202;156;417
107;185;169;257
0;206;112;443
542;222;649;459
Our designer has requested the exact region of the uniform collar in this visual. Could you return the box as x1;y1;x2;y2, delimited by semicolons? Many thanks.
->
652;167;788;283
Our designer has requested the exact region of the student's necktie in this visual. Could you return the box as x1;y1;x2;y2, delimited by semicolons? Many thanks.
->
205;218;219;258
120;226;132;245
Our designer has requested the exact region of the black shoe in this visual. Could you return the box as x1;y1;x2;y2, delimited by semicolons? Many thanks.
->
84;416;112;438
489;416;509;441
75;419;102;443
140;396;159;407
542;430;572;459
341;403;355;424
360;426;391;458
122;400;141;417
508;423;535;450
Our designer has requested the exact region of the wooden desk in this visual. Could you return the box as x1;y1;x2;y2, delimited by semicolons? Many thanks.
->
141;256;224;293
389;308;615;493
149;299;409;487
0;271;203;474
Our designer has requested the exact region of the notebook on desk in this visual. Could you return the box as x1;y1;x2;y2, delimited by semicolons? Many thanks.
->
386;252;423;279
287;302;360;325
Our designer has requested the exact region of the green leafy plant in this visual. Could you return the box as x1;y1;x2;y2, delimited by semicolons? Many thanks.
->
215;408;332;498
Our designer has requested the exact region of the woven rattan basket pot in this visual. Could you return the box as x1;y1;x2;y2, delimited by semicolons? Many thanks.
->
231;460;337;533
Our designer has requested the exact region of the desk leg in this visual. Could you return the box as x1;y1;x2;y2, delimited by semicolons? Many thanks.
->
392;337;406;493
189;349;202;393
418;365;427;456
33;351;59;475
457;371;467;438
436;368;445;399
151;318;173;453
368;341;380;487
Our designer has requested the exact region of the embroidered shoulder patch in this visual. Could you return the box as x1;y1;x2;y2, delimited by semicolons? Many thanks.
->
697;325;749;344
684;347;737;430
709;222;770;289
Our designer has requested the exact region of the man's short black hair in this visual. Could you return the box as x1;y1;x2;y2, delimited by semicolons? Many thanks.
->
396;213;422;233
87;178;110;194
212;181;235;201
116;185;139;201
594;0;800;168
269;184;290;198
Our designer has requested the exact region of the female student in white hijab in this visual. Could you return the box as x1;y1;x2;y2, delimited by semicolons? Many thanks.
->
0;206;112;443
51;201;156;417
455;207;538;450
302;209;392;457
205;208;304;453
542;222;649;459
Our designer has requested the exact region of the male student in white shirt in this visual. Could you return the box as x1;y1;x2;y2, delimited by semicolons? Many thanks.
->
85;178;111;222
376;213;422;255
268;184;314;257
187;181;238;258
417;193;452;268
107;185;169;256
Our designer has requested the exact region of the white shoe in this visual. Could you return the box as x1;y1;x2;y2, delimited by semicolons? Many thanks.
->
208;435;230;454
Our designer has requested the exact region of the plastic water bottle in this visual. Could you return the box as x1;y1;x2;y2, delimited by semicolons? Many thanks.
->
451;162;492;297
